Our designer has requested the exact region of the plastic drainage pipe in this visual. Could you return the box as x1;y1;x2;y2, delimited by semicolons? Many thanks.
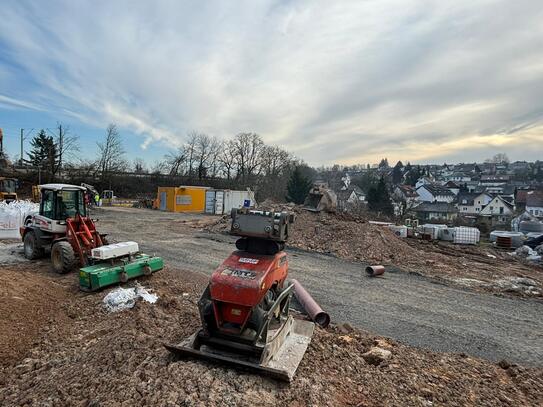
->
291;279;330;328
365;265;385;277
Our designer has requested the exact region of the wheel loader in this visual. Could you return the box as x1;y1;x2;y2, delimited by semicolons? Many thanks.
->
0;177;18;203
303;182;337;212
166;208;315;382
21;183;163;291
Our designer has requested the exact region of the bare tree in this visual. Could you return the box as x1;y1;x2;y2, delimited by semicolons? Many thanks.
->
485;153;510;164
133;157;147;174
185;131;199;177
261;145;291;177
231;132;265;183
165;146;187;176
218;140;236;180
257;145;293;201
194;133;221;179
151;159;168;175
97;124;127;181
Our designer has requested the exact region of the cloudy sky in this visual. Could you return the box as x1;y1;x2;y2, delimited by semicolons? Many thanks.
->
0;0;542;166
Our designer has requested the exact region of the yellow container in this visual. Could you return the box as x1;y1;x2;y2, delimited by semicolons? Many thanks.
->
157;186;209;212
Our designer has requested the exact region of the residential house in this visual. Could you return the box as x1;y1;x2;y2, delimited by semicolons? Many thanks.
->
412;202;458;222
445;172;473;183
479;174;510;188
454;163;482;175
457;192;493;215
416;183;455;203
415;176;434;189
444;181;460;195
526;190;543;218
393;185;419;202
392;185;419;216
479;195;515;225
336;185;366;211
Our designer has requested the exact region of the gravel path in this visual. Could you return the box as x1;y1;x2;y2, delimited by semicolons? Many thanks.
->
94;207;543;366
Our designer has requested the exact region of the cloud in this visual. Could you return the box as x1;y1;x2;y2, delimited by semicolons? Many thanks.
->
0;94;43;111
0;0;542;164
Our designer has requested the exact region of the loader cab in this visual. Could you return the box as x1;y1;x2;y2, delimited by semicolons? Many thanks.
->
39;184;87;221
0;177;18;202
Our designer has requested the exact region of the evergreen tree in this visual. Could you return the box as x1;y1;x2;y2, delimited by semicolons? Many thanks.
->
27;130;55;166
378;158;389;168
392;161;404;184
405;165;422;186
367;176;393;215
27;130;57;180
286;166;312;204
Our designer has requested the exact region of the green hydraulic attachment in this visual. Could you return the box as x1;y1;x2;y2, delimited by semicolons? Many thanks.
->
79;253;164;291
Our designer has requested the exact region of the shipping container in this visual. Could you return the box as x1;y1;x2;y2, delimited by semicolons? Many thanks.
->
157;186;210;212
204;189;256;215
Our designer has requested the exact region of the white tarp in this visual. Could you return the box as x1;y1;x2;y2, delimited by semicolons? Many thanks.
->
0;201;38;239
102;284;158;312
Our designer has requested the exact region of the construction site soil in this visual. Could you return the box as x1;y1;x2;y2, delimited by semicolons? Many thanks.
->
1;263;542;407
206;205;543;297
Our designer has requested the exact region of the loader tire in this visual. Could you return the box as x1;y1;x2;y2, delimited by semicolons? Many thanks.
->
51;242;75;274
23;232;44;260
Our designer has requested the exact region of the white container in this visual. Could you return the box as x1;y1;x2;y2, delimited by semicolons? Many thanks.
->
205;190;225;215
388;225;407;238
223;190;255;213
439;227;454;241
453;227;480;245
421;224;447;240
91;241;139;260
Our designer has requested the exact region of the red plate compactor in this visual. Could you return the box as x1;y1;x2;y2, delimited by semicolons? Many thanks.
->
166;208;315;381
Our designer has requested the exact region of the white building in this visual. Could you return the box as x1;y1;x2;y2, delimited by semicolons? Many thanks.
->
416;184;455;203
457;192;493;215
479;196;515;223
526;190;543;218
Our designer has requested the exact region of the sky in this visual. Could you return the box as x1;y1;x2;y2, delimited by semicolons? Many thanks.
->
0;0;542;168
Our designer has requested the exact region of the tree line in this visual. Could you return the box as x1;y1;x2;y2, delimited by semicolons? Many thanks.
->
22;123;315;202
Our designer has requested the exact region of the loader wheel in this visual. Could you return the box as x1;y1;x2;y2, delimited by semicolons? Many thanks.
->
23;232;44;260
51;242;75;274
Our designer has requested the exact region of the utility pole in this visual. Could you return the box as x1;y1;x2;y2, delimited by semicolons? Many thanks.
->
20;128;23;166
58;123;63;174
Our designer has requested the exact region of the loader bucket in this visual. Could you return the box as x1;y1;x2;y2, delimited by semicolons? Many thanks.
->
165;317;315;382
79;254;164;291
303;193;324;212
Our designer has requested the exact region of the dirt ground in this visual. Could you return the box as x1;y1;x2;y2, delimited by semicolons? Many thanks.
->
1;263;542;407
206;207;543;297
84;206;543;367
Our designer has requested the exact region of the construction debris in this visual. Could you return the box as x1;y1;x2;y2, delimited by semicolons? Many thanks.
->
362;346;392;366
102;284;158;312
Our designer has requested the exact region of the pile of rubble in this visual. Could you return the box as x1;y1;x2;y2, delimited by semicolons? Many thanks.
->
513;245;543;263
1;264;542;406
205;202;543;297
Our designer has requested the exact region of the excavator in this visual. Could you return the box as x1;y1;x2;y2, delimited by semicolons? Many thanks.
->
166;208;315;381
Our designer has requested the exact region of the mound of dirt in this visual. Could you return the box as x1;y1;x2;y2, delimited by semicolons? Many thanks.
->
1;264;542;406
0;263;72;365
206;207;543;297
